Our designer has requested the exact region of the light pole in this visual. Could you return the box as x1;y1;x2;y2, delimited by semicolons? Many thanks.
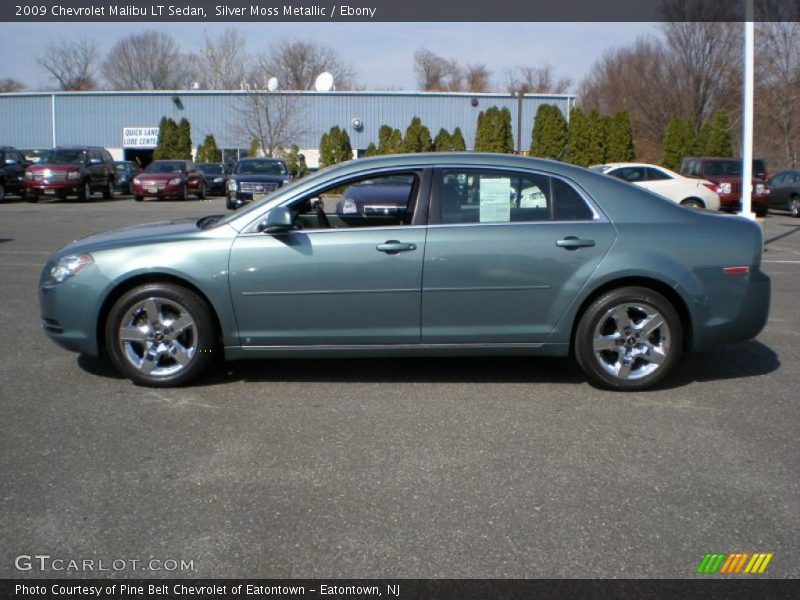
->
740;0;755;220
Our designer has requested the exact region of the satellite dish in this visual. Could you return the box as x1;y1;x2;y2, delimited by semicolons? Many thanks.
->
267;77;279;92
314;71;334;92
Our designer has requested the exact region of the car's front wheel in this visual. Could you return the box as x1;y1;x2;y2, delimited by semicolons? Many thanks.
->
196;183;206;200
102;180;114;199
574;287;683;391
105;283;217;387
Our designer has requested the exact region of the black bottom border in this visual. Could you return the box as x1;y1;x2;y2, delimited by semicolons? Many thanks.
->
2;579;799;600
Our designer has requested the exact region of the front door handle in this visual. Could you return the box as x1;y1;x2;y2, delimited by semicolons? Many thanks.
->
376;240;417;254
556;236;595;250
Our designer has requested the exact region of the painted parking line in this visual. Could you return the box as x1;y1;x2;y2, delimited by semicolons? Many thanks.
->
763;259;800;264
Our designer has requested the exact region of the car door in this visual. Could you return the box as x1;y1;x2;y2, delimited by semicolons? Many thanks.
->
421;167;616;344
88;150;105;189
768;172;786;208
228;169;430;346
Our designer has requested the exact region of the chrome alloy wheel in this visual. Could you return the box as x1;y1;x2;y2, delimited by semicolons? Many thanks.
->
592;303;671;381
118;297;197;377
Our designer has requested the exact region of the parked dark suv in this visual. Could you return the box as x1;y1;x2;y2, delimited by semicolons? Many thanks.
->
679;157;769;216
226;158;291;210
0;146;29;200
25;146;115;202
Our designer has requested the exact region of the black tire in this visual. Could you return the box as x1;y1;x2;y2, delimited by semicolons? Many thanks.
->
25;191;38;203
0;181;5;201
755;208;768;218
78;180;91;201
791;197;800;218
574;286;683;391
102;179;114;199
196;183;206;200
680;198;704;209
180;184;188;201
134;195;144;202
105;283;217;387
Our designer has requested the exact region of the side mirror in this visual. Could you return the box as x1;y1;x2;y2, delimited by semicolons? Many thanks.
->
257;207;293;234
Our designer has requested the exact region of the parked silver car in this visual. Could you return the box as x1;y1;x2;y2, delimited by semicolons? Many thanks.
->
39;153;770;390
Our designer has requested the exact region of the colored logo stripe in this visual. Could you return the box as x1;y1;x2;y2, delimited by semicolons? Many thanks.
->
697;552;773;574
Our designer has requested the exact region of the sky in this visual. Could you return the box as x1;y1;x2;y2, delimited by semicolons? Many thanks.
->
0;22;660;92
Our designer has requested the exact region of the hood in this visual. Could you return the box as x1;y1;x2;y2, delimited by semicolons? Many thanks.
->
56;217;205;257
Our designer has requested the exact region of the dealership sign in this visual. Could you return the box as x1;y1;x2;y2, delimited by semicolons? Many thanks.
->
122;127;159;148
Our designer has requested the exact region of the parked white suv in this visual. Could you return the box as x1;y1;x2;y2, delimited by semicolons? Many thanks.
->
591;162;721;211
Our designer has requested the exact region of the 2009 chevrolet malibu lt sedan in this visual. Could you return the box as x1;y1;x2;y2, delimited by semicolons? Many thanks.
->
38;153;770;390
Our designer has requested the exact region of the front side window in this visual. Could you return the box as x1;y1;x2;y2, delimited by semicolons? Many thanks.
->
436;169;593;224
288;172;419;230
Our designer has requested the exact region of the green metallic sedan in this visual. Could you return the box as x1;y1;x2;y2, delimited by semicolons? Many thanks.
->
38;153;770;391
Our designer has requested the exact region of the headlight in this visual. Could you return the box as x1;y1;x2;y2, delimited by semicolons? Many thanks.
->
47;254;93;285
25;171;33;179
227;179;238;192
213;177;224;183
66;170;80;180
168;177;184;186
133;177;141;185
716;182;732;195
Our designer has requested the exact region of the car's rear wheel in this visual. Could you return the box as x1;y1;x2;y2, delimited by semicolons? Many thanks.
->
25;191;38;203
180;184;188;201
680;197;704;209
791;197;800;218
78;180;91;201
574;287;683;391
105;283;217;387
134;195;144;202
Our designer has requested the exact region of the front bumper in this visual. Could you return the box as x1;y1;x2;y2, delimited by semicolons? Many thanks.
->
132;183;184;198
38;278;102;356
25;181;80;195
718;192;769;212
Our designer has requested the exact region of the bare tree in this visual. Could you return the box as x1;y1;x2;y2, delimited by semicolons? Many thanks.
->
659;21;742;131
506;65;571;95
413;49;462;91
102;31;191;90
36;37;99;90
0;77;25;93
464;64;491;93
233;90;309;157
252;40;357;91
194;28;249;90
756;15;800;169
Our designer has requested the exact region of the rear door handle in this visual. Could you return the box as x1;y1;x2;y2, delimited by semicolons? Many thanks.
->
376;240;417;254
556;236;595;250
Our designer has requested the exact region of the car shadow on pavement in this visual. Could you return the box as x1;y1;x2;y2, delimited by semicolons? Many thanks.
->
76;340;779;389
665;340;779;387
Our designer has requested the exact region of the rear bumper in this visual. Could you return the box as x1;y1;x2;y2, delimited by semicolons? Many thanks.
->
684;267;771;351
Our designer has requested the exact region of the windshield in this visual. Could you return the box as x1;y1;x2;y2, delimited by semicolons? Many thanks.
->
115;163;133;172
145;161;186;174
703;161;741;177
234;160;287;176
198;163;225;175
44;149;88;164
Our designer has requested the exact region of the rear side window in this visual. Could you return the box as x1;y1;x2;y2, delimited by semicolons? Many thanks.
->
645;167;672;181
436;169;594;224
609;167;645;182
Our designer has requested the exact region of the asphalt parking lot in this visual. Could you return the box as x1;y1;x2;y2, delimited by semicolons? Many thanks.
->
1;194;798;579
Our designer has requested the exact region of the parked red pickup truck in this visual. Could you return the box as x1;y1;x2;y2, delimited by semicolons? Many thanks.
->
679;157;769;216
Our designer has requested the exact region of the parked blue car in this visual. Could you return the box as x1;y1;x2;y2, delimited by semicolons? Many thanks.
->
38;153;770;390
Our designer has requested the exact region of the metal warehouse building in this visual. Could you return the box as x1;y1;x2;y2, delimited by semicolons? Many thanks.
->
0;90;574;167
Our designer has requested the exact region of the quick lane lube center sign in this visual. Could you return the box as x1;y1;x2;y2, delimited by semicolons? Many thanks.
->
123;127;159;148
